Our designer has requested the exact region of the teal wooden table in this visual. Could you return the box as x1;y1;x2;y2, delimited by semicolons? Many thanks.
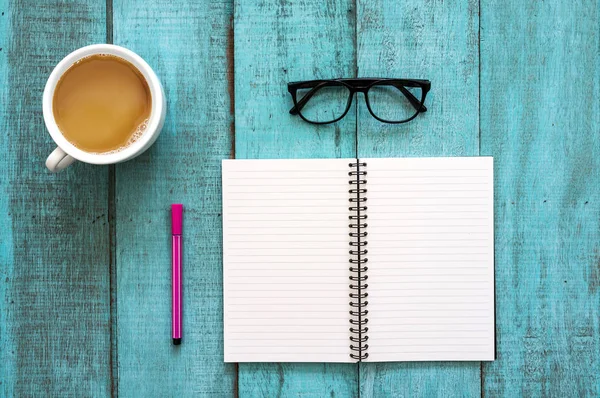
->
1;0;599;397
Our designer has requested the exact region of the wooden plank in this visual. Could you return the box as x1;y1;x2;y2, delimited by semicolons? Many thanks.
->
234;0;358;395
112;1;237;396
356;0;482;396
480;1;600;396
0;1;12;393
0;1;110;396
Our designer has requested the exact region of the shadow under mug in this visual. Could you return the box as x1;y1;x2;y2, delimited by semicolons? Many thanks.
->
43;44;166;172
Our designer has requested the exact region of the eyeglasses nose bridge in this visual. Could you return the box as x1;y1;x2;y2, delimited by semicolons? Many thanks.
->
350;86;370;94
346;90;367;110
350;90;370;109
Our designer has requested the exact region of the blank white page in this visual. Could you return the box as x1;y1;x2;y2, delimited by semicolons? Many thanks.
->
363;157;495;362
222;159;354;363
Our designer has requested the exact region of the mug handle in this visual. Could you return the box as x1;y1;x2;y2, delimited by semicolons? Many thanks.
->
46;147;76;172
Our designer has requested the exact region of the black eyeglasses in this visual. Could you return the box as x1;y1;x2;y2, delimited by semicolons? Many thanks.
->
288;78;430;124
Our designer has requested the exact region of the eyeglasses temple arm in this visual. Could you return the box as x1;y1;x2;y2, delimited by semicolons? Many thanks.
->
397;85;427;112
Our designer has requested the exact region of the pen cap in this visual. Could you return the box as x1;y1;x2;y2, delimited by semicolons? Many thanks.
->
171;204;183;235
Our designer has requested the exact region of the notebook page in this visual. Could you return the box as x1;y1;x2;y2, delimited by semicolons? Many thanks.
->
222;159;354;363
364;157;494;362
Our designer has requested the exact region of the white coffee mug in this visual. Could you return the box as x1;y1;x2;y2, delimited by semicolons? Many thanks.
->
43;44;166;172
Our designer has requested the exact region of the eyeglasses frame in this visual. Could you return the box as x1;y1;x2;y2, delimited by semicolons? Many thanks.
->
288;78;431;125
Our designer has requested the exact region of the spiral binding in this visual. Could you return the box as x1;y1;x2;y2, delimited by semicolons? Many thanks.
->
348;161;369;361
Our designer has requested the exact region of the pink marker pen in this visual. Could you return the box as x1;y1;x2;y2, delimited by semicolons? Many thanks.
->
171;204;183;345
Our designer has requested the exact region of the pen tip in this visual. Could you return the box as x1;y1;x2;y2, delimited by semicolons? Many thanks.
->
173;338;181;345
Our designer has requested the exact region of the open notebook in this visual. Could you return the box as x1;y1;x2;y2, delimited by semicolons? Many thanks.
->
222;157;495;363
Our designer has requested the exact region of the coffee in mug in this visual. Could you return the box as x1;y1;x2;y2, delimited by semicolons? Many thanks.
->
53;54;152;154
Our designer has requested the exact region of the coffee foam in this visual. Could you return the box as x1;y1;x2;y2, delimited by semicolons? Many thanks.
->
92;118;149;155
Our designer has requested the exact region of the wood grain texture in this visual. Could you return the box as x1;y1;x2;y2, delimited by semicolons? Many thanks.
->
0;1;110;396
356;0;482;396
0;1;13;394
234;0;358;396
480;1;600;396
112;0;237;396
